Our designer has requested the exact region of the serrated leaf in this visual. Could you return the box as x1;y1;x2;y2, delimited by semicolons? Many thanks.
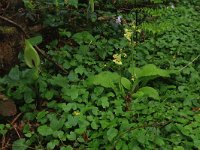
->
107;128;118;142
121;77;131;90
24;40;40;69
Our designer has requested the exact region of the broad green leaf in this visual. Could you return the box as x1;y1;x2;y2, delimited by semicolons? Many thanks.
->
12;139;28;150
24;40;40;69
37;125;53;136
133;86;160;100
72;31;95;44
87;71;120;89
155;137;165;146
107;128;118;142
128;64;170;79
121;77;131;90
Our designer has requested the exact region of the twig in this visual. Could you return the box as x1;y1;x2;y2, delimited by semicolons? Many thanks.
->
11;113;22;125
0;15;68;74
179;54;200;72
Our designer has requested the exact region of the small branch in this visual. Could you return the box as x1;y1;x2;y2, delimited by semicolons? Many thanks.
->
0;15;68;74
10;113;22;125
179;54;200;72
0;15;26;36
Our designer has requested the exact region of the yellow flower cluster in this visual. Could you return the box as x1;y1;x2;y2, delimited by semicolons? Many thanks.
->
124;28;132;42
73;111;80;116
113;54;122;65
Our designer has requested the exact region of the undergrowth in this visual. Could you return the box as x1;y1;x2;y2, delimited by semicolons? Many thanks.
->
0;0;200;150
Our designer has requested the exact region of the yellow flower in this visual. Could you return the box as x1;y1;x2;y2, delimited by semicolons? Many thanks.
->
124;28;132;42
136;29;141;33
73;111;80;116
113;54;122;65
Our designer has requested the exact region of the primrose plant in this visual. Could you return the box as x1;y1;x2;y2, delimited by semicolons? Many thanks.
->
87;63;173;103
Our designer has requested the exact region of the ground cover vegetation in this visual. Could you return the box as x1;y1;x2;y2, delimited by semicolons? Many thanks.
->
0;0;200;149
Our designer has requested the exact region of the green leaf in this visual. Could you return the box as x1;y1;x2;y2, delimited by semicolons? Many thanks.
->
68;0;78;8
70;88;79;100
47;140;59;150
100;97;109;108
128;64;170;79
89;0;94;12
75;65;85;75
67;131;76;141
121;77;131;90
28;35;43;46
137;130;146;144
194;139;200;149
72;31;95;44
67;115;78;127
8;66;20;80
12;139;28;150
155;137;165;146
133;86;160;100
107;128;118;142
173;146;185;150
87;71;120;89
91;121;98;129
24;40;40;69
37;125;53;136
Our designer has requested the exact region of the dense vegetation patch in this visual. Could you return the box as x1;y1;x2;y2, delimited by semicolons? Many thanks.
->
0;0;200;149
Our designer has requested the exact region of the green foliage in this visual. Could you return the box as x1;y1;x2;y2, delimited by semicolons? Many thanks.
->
0;0;200;149
24;39;40;69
